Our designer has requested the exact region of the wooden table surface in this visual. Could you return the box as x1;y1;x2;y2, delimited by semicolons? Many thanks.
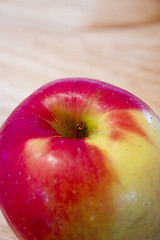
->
0;0;160;239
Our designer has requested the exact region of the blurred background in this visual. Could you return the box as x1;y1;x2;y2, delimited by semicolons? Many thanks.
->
0;0;160;238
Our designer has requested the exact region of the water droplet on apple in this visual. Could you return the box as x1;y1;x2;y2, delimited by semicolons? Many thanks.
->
47;154;58;165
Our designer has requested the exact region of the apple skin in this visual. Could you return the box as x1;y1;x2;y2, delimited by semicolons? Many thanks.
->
0;78;160;240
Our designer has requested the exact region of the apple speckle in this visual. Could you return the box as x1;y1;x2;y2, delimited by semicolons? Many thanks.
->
89;215;95;221
99;202;104;207
98;169;102;173
27;176;31;181
91;149;95;154
77;147;81;154
72;190;76;195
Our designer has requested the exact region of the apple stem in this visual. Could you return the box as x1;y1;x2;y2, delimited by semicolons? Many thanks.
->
76;121;87;138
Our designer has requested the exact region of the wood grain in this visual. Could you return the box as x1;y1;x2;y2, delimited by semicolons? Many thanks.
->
0;0;160;239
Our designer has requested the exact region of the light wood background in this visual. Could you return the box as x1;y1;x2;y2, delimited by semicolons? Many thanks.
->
0;0;160;239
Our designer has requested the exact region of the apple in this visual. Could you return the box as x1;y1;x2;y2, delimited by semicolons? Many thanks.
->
0;78;160;240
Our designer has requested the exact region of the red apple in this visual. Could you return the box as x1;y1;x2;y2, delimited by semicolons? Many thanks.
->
0;78;160;240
